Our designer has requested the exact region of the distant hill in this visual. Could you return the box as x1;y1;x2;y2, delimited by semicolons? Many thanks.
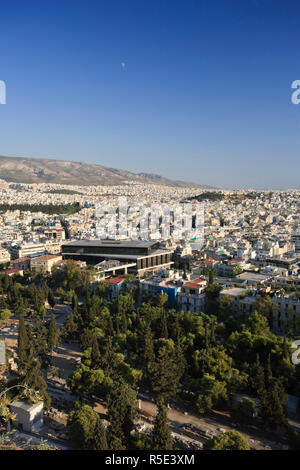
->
0;155;213;188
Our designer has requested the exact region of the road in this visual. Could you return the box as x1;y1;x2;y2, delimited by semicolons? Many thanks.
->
137;396;287;450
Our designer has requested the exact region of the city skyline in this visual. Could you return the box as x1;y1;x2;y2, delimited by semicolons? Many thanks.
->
0;0;300;189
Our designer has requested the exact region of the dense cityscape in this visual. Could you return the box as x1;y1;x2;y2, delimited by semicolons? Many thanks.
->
1;179;300;451
1;0;299;459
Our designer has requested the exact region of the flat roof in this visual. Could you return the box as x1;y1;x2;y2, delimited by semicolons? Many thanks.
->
63;250;171;260
63;239;158;248
237;272;274;281
221;288;247;296
10;400;43;411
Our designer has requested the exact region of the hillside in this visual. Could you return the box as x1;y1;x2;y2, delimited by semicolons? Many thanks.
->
0;155;213;188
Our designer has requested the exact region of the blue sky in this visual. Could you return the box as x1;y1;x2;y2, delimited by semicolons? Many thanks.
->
0;0;299;189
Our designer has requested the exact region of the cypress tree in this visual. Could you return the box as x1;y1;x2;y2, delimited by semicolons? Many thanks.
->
91;336;101;368
18;314;29;371
251;354;265;397
259;378;287;429
152;401;173;450
48;290;55;308
282;336;289;360
72;293;79;314
47;313;59;351
107;380;136;449
108;315;114;336
62;313;78;340
144;324;155;365
121;310;127;334
93;417;108;450
151;345;183;400
160;311;168;339
23;359;51;410
205;324;210;349
265;353;273;388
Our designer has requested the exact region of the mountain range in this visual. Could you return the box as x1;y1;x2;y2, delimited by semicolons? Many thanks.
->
0;155;213;188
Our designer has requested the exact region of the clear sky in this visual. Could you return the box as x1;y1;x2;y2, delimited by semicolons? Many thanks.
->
0;0;299;189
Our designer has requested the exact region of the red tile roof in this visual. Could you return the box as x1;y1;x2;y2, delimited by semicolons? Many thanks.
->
184;278;206;288
0;268;23;275
31;255;61;261
11;257;31;263
106;276;125;285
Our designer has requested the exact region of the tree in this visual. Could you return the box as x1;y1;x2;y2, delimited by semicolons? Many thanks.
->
150;340;183;400
259;378;287;429
250;354;265;397
203;266;217;285
233;264;243;276
67;402;99;448
93;416;108;450
61;313;78;341
107;380;137;449
157;292;168;309
32;317;51;369
0;309;11;321
160;311;168;339
18;314;30;371
203;430;250;450
91;336;101;368
143;324;155;365
236;397;256;423
23;358;51;409
151;401;173;450
195;374;228;414
196;394;213;414
205;283;223;315
47;313;59;350
218;295;234;321
183;264;188;280
253;295;273;327
265;353;273;388
47;290;55;308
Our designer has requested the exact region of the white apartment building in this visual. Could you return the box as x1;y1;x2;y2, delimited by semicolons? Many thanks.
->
291;233;300;253
10;242;46;260
0;248;10;264
177;278;207;314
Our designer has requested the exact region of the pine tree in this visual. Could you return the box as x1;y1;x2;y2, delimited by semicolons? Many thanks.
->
93;416;108;450
67;403;99;449
152;401;173;450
